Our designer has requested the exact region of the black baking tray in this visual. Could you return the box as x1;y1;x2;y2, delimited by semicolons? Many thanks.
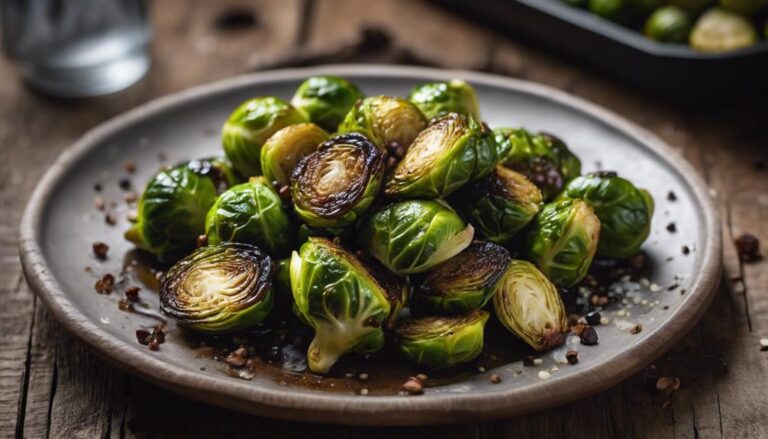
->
437;0;768;102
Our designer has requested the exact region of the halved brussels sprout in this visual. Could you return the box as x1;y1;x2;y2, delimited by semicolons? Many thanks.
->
495;128;581;201
289;237;392;374
526;199;601;287
337;95;426;149
222;96;306;177
290;75;364;132
125;159;235;262
291;133;385;228
393;310;489;369
359;200;474;275
260;123;329;187
645;5;693;43
493;260;568;351
160;242;274;333
412;241;511;314
385;113;497;199
560;171;654;258
408;79;481;121
205;176;294;257
456;165;543;243
690;7;758;52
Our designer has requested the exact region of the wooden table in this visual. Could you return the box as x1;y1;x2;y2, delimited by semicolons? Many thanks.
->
2;1;767;437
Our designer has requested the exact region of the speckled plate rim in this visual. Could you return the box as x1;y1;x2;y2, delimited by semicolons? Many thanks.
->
19;65;721;426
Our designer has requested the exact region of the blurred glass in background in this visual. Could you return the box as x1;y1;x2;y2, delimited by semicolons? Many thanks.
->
1;0;151;97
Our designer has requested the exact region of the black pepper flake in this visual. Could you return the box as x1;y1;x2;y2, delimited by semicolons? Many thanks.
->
125;286;141;302
734;233;762;262
92;242;109;260
94;274;115;294
667;284;679;291
566;350;579;365
105;213;117;226
93;183;103;192
630;324;643;335
585;311;602;326
666;191;677;201
523;356;536;367
666;222;677;233
136;328;152;345
580;326;599;346
681;245;690;255
118;177;132;190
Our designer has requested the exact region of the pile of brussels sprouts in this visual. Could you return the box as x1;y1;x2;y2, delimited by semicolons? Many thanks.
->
125;76;654;375
563;0;768;51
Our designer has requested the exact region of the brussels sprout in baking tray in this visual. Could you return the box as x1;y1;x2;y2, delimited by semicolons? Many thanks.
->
19;66;720;425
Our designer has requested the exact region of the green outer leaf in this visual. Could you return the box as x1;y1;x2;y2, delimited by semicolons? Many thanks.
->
125;164;218;262
492;260;568;351
456;166;543;243
290;76;364;132
289;237;391;374
358;199;474;275
222;97;306;178
408;79;481;120
393;310;489;369
560;172;654;258
205;177;294;257
159;243;274;333
337;95;426;149
385;113;497;199
526;199;600;287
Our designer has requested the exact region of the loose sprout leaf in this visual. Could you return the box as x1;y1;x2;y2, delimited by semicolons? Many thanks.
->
160;243;274;333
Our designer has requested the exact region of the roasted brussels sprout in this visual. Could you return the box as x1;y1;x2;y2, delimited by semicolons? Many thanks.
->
455;165;543;243
359;200;474;275
205;177;294;257
291;76;364;132
222;96;306;177
412;241;511;314
492;260;568;351
526;199;600;287
289;237;392;373
292;133;385;228
338;95;426;149
260;123;329;187
645;6;693;43
160;243;274;333
408;79;481;121
125;159;235;262
385;113;497;199
495;128;581;201
689;7;758;52
393;310;489;369
560;171;654;259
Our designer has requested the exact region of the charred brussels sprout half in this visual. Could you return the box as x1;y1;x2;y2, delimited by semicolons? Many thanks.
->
292;133;385;228
690;7;758;52
359;200;474;275
645;6;693;43
408;79;481;121
260;123;329;187
412;241;511;314
561;171;654;258
125;159;235;262
493;260;569;351
456;165;543;244
393;310;489;369
495;128;581;200
291;75;364;132
338;95;426;149
222;97;306;177
527;199;601;287
160;243;274;333
385;113;497;199
290;238;393;373
205;177;294;257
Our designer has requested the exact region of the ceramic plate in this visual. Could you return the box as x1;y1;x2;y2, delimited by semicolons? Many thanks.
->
19;65;720;425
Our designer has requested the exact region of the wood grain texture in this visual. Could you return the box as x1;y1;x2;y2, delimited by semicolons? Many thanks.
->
1;0;766;437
